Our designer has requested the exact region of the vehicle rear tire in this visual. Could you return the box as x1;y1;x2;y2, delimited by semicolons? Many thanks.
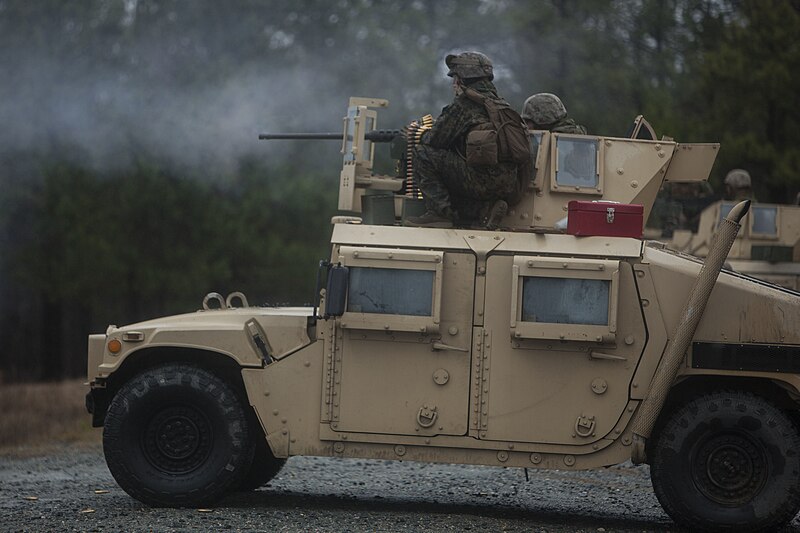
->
103;364;255;507
237;431;287;491
650;390;800;532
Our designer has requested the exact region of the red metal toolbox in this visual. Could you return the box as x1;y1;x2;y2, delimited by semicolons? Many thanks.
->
566;201;644;238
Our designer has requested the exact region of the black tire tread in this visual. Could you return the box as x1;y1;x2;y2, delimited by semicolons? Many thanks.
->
650;390;800;532
103;364;255;507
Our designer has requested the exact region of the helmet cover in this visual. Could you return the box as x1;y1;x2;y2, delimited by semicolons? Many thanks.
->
445;51;494;81
724;168;752;189
521;93;568;127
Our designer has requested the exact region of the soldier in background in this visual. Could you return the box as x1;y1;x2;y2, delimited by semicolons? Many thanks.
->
404;51;519;229
724;169;757;201
649;181;717;236
521;93;587;134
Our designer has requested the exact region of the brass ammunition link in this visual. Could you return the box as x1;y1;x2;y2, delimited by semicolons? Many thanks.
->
403;114;433;198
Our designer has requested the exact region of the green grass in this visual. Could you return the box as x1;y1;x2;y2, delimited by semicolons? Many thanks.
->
0;379;100;453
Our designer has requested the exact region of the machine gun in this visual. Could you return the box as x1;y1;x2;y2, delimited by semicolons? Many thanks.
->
259;130;401;143
259;98;424;213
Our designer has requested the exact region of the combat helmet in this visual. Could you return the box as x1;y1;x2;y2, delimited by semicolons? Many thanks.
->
522;93;568;128
724;168;752;189
445;52;493;81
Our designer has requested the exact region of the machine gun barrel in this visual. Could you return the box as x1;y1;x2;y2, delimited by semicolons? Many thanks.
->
259;129;401;143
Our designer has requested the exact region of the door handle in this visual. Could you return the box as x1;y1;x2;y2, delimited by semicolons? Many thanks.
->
432;342;468;352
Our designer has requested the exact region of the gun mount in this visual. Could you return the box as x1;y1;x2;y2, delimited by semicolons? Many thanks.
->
262;97;721;230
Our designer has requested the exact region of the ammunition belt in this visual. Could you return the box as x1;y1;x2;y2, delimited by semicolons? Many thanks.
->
404;114;433;198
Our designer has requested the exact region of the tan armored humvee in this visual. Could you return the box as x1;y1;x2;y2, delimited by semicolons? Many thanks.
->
86;98;800;532
664;200;800;290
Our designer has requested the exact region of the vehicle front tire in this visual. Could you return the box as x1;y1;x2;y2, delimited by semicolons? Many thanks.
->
237;432;287;491
650;390;800;532
103;364;255;507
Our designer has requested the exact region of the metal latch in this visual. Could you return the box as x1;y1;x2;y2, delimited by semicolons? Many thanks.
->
606;207;615;224
246;319;274;365
575;414;596;437
417;404;438;428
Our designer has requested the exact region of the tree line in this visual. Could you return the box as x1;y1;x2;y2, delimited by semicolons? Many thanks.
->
0;0;798;381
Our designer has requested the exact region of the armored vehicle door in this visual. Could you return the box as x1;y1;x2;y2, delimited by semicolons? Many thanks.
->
479;246;647;446
324;246;475;437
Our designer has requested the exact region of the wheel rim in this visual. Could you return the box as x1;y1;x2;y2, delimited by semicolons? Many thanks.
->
692;431;768;506
143;405;213;474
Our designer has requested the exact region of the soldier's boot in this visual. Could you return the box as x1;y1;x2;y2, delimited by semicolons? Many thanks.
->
404;208;456;228
481;200;508;230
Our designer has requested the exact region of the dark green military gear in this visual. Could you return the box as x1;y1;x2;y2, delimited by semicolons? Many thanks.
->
522;93;587;134
412;77;518;224
445;51;493;81
521;93;566;125
649;182;717;236
550;117;587;134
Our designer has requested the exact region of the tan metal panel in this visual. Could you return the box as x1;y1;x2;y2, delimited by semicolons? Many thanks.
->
482;255;646;445
243;342;327;459
645;246;800;345
663;142;720;183
332;224;643;258
332;252;476;437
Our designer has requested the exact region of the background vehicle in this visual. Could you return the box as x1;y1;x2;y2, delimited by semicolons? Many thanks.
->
86;98;800;531
661;199;800;290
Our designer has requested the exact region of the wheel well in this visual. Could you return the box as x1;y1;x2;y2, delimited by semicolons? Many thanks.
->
647;374;800;460
97;347;259;428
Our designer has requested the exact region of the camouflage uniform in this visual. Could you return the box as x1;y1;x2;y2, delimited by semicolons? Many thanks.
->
521;93;587;134
413;78;518;222
649;182;717;236
549;117;587;134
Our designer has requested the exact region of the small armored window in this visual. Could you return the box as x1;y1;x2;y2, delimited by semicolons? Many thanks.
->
528;131;550;191
522;278;610;326
337;246;443;333
751;206;778;237
347;267;434;316
552;136;601;193
511;256;619;342
530;132;543;167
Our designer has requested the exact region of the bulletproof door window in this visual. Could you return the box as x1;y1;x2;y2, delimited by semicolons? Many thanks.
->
347;268;433;316
336;246;443;333
750;205;779;239
510;256;619;342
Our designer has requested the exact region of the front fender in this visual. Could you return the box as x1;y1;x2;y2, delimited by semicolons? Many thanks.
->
88;308;313;381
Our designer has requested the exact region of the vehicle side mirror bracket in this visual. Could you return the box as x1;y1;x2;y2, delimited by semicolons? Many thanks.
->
315;261;349;319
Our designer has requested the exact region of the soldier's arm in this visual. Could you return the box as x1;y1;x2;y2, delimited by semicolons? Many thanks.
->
423;100;475;149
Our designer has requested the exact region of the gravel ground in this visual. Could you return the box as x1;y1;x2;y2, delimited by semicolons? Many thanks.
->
2;442;800;532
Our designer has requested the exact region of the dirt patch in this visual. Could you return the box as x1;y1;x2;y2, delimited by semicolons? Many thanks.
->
0;379;100;452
